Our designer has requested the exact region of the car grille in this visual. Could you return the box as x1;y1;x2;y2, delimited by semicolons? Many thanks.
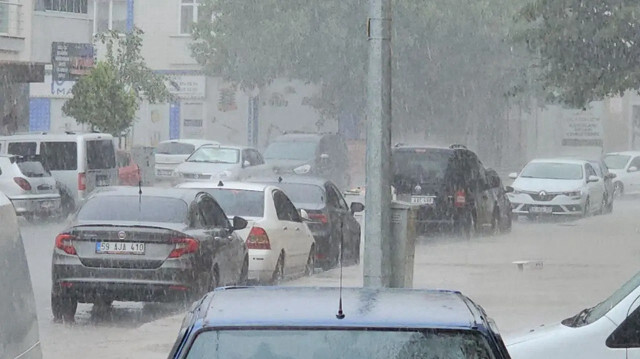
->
525;191;559;201
182;173;211;180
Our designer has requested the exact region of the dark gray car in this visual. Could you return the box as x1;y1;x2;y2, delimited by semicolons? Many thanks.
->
50;186;248;322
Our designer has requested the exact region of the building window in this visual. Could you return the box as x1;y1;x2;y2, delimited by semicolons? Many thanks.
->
95;0;127;33
180;0;199;34
37;0;88;14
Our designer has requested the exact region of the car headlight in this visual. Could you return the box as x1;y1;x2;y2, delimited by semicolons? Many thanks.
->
563;191;581;197
293;164;311;174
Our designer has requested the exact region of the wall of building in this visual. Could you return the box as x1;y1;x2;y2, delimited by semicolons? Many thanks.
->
31;10;94;64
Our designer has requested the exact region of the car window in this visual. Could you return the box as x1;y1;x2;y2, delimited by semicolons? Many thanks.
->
585;163;597;178
325;184;347;210
250;150;264;165
202;188;265;217
606;305;640;348
77;196;188;223
8;142;37;156
630;157;640;170
198;195;230;228
17;161;50;178
273;190;301;222
86;140;116;170
40;142;78;171
590;162;604;177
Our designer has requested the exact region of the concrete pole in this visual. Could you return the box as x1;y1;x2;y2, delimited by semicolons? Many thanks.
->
363;0;392;288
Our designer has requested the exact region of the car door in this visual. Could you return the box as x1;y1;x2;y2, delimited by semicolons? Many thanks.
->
626;156;640;193
324;183;352;258
197;195;238;285
273;190;307;272
332;183;361;260
585;163;605;211
471;161;494;227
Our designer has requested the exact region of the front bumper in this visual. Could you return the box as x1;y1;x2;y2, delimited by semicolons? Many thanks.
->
10;195;61;215
508;193;584;216
52;251;199;303
248;249;279;282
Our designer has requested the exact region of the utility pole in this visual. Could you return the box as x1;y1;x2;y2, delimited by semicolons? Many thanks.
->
363;0;392;288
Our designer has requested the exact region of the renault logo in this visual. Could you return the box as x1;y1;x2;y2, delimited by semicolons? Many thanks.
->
539;191;547;197
118;231;126;240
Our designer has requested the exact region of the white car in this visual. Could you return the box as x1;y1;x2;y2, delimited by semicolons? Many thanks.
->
154;139;219;181
173;144;268;182
508;270;640;359
604;151;640;196
177;181;316;283
508;158;606;217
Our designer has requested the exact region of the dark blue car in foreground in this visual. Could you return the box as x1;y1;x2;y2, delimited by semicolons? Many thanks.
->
168;286;511;359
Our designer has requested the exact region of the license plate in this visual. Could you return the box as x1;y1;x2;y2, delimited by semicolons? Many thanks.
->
96;178;109;187
411;196;435;205
157;170;173;176
41;201;55;209
96;242;145;255
529;206;553;214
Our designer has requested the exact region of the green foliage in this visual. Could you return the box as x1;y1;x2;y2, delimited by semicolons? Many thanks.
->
191;0;531;149
63;28;172;136
516;0;640;108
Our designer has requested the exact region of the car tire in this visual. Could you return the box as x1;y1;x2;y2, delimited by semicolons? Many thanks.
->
305;246;315;276
614;182;624;198
51;290;77;323
272;253;285;284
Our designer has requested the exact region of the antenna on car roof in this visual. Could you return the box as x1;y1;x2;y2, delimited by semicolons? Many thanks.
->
218;180;224;187
336;225;345;320
138;166;143;209
278;176;283;183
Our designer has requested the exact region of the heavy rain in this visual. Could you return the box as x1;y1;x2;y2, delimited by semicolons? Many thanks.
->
1;0;639;358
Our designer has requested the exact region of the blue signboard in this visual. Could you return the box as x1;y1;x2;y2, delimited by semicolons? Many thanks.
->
29;98;50;132
169;102;180;139
126;0;134;32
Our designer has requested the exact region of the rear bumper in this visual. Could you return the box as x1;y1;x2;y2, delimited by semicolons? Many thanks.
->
10;195;61;215
248;249;278;282
52;252;199;302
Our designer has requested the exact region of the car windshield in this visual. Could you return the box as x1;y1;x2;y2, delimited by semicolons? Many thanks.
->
86;140;116;170
156;142;196;155
199;188;265;218
271;183;325;206
77;196;188;223
393;150;452;184
187;147;239;164
264;141;318;161
604;155;631;170
185;329;496;359
519;163;583;180
16;161;50;177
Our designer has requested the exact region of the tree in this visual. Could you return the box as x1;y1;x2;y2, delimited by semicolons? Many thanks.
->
516;0;640;108
191;0;530;158
63;28;172;136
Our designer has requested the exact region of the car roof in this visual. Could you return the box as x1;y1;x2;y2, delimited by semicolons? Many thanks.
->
158;139;219;146
0;132;113;141
246;174;329;187
606;151;640;156
89;186;203;202
178;181;270;192
529;158;588;165
197;144;253;151
195;287;483;330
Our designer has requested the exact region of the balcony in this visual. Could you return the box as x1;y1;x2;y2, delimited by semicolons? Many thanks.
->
0;1;25;53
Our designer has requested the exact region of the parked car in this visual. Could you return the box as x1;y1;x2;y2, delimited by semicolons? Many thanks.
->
168;286;511;358
116;150;140;186
485;168;513;233
263;132;350;189
508;158;606;218
0;132;118;213
50;186;248;322
178;181;316;283
247;175;363;269
173;144;267;182
604;151;640;196
392;144;497;237
154;139;219;181
0;155;61;220
508;269;640;359
0;192;42;359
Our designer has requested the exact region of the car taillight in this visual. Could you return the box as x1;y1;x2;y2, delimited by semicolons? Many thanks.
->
168;237;199;258
78;172;86;191
13;177;31;191
454;189;466;207
308;213;328;224
55;233;77;255
246;227;271;250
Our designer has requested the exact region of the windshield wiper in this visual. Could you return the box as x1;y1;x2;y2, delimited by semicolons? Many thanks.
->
571;307;593;326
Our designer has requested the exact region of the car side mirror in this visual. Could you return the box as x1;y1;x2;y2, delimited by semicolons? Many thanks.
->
508;172;518;179
232;216;248;231
350;202;365;214
628;166;638;173
587;175;600;183
243;160;251;168
505;186;514;193
606;173;617;179
320;153;329;161
299;209;310;221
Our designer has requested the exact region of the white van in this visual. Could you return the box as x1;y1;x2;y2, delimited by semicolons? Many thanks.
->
0;192;42;359
154;139;219;181
0;133;118;211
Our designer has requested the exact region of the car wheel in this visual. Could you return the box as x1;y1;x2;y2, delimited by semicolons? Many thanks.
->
239;256;249;285
614;182;624;198
305;246;316;276
51;290;77;323
272;253;285;284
